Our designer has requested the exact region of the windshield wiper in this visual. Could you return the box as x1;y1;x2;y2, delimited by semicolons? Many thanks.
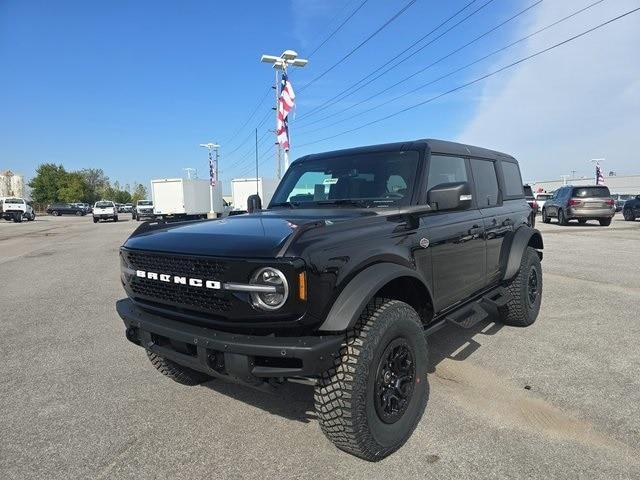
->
314;199;371;208
269;201;300;209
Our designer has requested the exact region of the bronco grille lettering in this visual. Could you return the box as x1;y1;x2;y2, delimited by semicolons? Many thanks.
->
135;269;221;290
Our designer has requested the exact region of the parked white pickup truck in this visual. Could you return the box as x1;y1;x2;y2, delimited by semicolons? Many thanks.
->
93;201;118;223
0;197;35;223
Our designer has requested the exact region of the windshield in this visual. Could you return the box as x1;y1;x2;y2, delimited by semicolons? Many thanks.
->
4;198;24;204
138;201;152;206
572;186;610;198
270;151;420;208
95;202;114;208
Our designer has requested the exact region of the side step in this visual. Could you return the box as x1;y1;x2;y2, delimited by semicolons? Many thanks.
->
445;287;512;329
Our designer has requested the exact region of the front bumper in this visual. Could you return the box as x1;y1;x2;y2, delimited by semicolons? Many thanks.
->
567;207;615;218
116;298;342;382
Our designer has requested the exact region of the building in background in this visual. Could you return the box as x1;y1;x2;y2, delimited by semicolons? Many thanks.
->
0;171;25;198
530;174;640;195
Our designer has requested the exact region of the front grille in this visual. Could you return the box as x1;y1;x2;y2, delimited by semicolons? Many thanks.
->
124;250;228;278
123;250;232;313
129;279;232;312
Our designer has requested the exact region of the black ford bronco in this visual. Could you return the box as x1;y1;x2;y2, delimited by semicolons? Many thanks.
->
117;139;543;461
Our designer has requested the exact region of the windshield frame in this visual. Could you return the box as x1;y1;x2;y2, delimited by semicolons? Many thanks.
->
95;202;115;208
269;149;424;209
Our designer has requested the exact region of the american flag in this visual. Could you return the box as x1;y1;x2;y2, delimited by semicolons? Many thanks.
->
595;163;605;185
208;150;216;187
276;72;295;151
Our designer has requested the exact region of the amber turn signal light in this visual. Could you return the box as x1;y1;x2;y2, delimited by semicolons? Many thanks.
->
298;272;307;301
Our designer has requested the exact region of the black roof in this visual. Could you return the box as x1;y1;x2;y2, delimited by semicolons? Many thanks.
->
297;138;516;164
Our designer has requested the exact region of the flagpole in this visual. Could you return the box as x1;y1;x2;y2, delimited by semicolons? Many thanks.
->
255;128;259;196
199;142;220;218
260;50;308;180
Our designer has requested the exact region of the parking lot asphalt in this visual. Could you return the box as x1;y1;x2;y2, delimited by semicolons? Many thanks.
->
1;214;639;479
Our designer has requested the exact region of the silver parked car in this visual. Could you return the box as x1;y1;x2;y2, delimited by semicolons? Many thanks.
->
541;185;615;226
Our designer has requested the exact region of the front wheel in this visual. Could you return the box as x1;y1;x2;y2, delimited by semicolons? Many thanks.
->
498;246;542;327
75;211;82;216
93;217;98;224
542;209;550;223
599;217;612;227
146;351;210;385
314;299;429;462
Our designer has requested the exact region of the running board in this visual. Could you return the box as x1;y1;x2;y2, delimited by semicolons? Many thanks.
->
445;287;511;329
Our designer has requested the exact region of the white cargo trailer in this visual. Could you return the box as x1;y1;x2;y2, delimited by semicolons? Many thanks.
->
231;177;278;212
151;178;223;219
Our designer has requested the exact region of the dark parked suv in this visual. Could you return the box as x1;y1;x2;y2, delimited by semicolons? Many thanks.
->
46;203;86;216
622;195;640;221
116;139;543;461
541;185;615;226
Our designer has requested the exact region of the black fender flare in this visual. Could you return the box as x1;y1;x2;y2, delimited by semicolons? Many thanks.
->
501;225;544;281
317;263;428;332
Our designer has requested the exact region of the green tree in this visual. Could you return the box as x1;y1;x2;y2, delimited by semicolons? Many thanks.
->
114;189;132;204
131;183;148;204
28;164;68;204
58;172;88;203
79;168;109;203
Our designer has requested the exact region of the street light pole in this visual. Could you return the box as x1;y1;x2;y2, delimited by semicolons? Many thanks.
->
260;50;308;180
200;142;220;218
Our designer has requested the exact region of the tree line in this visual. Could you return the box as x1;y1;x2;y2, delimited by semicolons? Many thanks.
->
28;164;147;205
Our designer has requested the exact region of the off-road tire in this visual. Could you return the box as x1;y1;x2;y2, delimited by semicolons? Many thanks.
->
542;209;550;223
146;350;210;386
314;298;429;462
599;217;612;226
498;246;542;327
558;209;568;225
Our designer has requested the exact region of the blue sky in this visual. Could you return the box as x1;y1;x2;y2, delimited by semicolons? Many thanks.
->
2;0;639;192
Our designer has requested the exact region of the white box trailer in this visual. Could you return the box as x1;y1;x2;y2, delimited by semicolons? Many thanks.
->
231;177;278;212
151;178;223;219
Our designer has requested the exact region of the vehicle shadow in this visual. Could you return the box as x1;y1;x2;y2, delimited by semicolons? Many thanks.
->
199;318;503;423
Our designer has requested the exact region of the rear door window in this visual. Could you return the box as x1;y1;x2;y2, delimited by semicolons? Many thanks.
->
470;159;499;207
501;162;524;197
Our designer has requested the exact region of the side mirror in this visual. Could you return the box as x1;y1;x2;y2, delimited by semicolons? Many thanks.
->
247;194;262;213
428;182;472;211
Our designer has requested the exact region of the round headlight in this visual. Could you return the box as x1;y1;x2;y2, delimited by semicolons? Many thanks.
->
250;267;289;311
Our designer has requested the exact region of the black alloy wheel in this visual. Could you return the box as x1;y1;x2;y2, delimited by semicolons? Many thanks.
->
527;267;539;307
374;338;416;424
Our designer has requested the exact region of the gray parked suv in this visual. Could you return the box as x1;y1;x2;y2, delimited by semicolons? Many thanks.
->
541;185;615;226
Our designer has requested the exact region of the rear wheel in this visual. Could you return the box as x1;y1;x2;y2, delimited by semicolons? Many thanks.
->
52;211;59;216
146;351;210;385
558;209;568;225
599;217;612;227
75;211;82;216
498;246;542;327
314;299;429;462
114;216;119;222
623;210;636;221
542;209;550;223
93;217;98;224
14;213;22;223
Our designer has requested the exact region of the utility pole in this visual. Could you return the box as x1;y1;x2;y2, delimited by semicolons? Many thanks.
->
200;142;220;218
260;50;308;180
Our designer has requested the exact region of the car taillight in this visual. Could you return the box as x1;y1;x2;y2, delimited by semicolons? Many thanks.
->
568;199;581;206
532;201;538;209
605;199;614;206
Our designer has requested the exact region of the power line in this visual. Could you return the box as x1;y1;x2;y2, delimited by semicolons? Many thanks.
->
225;108;272;156
220;86;271;145
308;0;371;58
302;0;607;134
296;0;550;132
295;6;640;149
298;0;418;93
296;0;487;121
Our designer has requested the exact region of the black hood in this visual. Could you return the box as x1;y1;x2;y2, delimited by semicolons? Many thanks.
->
123;209;375;258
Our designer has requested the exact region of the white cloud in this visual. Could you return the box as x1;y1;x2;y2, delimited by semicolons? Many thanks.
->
458;0;640;180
